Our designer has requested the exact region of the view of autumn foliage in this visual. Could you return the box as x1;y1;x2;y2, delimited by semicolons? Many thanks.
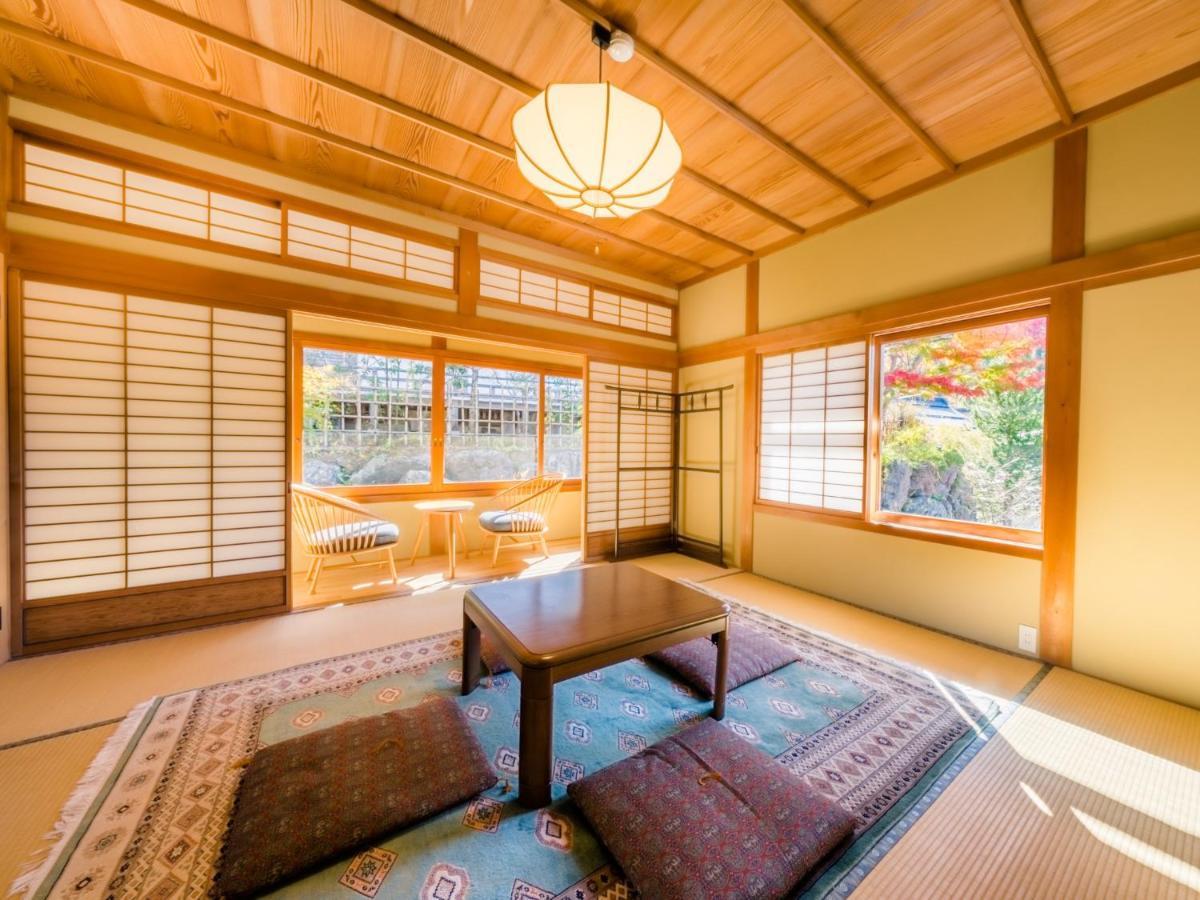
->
880;317;1046;530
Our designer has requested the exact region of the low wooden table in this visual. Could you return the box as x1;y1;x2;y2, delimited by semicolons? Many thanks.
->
462;562;730;807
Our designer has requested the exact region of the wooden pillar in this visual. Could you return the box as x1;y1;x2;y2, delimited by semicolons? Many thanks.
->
1039;129;1087;667
457;228;479;318
738;261;759;571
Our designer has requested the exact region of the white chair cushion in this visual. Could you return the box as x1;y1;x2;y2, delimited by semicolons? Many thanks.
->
478;510;545;533
310;520;399;552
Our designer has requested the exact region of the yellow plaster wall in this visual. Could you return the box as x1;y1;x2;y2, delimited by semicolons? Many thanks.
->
678;267;746;349
758;145;1054;330
1085;80;1200;255
1073;270;1200;709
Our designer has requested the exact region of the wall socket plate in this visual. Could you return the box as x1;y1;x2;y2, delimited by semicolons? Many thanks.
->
1018;624;1039;655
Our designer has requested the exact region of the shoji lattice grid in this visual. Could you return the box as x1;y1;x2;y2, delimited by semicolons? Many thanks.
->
586;362;673;533
20;280;286;602
286;210;455;290
758;341;867;513
479;259;590;318
23;142;282;254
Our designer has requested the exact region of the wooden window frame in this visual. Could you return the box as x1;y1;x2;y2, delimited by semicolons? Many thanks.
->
292;333;583;502
11;131;459;301
477;249;678;342
755;302;1051;559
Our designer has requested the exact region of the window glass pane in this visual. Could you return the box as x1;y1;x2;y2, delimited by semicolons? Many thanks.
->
879;317;1046;531
545;375;583;478
444;364;538;483
301;348;432;486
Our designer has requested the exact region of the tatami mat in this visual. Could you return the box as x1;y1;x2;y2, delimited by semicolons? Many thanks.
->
0;725;116;899
856;667;1200;898
2;558;1197;899
701;571;1041;700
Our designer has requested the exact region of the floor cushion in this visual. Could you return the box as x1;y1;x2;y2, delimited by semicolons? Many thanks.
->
568;718;855;900
310;519;400;550
214;696;497;899
648;623;800;698
478;509;545;533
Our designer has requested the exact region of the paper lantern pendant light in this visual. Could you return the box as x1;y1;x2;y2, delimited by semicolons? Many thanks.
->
513;82;682;219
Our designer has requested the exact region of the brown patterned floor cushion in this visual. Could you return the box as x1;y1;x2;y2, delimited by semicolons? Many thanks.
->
568;718;855;900
214;697;497;899
648;623;800;698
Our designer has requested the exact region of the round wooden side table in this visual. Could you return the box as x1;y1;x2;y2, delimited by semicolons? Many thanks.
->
409;499;475;578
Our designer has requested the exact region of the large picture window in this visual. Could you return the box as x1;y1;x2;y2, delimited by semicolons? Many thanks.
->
877;315;1046;539
299;341;582;492
444;365;539;483
301;348;433;487
756;309;1048;552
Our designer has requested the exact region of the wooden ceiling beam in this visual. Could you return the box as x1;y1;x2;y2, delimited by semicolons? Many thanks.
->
777;0;955;171
337;0;806;234
554;0;870;207
999;0;1073;124
115;0;751;260
0;19;708;274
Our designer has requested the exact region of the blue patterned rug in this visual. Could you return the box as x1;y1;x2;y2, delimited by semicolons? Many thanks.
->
15;591;1030;900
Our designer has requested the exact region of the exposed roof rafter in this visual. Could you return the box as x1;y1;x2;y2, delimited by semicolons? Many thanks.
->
777;0;955;171
553;0;871;207
999;0;1074;124
115;0;752;260
0;19;708;273
337;0;808;234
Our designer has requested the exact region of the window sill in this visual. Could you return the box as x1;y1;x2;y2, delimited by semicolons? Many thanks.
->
322;481;582;504
753;501;1043;560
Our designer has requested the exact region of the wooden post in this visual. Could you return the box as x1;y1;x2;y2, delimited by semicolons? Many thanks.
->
457;229;480;318
1039;129;1087;667
738;262;759;571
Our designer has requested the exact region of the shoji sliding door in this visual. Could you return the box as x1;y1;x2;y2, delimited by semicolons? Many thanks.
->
12;277;288;653
585;361;673;559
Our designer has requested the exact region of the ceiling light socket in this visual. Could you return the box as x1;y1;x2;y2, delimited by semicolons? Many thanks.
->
607;29;635;63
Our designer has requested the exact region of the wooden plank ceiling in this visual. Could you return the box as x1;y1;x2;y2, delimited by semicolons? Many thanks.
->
0;0;1198;285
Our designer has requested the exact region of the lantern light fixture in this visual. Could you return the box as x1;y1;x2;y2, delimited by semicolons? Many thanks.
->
511;23;682;219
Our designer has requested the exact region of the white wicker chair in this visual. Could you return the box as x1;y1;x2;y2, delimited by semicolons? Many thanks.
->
290;483;400;593
477;473;565;566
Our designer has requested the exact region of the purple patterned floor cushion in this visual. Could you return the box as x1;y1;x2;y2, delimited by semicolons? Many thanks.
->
568;718;854;900
214;697;497;899
481;634;512;674
649;623;800;698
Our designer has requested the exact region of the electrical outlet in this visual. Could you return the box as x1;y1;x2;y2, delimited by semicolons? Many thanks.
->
1018;624;1038;655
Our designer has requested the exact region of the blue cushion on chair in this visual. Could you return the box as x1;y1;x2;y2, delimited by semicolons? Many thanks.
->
311;520;399;550
478;510;545;533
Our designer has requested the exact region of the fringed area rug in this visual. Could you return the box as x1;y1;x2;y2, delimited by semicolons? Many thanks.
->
13;593;1028;899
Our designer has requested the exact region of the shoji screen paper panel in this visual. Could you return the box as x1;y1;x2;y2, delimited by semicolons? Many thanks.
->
17;279;287;649
586;362;673;547
758;341;867;513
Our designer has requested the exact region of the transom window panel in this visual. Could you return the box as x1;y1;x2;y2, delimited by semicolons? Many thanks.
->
20;280;286;603
478;254;675;338
545;375;584;479
759;341;867;513
444;365;539;483
878;316;1046;535
480;259;590;318
592;290;674;336
300;348;433;487
586;362;673;533
22;142;282;254
285;210;455;290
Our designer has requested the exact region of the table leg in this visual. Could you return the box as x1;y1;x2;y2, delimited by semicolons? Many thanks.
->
712;621;729;721
518;667;554;807
408;515;427;566
446;514;456;579
462;612;480;695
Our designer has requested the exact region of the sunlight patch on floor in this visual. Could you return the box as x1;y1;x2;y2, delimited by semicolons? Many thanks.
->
1073;808;1200;892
